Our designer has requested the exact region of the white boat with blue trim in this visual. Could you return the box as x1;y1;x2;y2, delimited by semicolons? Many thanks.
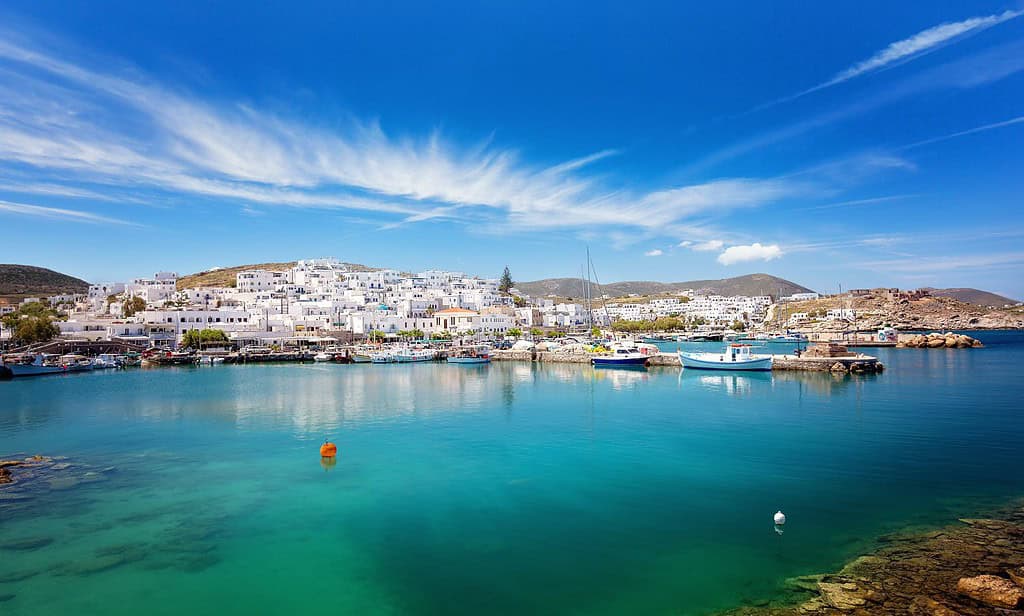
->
678;344;773;371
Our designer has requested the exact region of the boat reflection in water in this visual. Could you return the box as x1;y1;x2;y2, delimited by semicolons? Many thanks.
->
679;368;772;397
592;364;649;390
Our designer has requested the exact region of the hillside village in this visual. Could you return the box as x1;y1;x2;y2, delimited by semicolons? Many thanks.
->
1;259;1021;349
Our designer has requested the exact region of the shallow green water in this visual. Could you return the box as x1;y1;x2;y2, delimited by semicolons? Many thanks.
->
2;331;1023;614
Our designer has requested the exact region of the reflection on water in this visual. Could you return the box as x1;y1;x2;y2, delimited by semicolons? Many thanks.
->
680;369;772;397
1;332;1023;616
592;365;650;390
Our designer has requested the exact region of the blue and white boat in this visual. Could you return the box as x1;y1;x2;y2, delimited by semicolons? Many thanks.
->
1;353;69;377
592;345;650;367
679;344;773;371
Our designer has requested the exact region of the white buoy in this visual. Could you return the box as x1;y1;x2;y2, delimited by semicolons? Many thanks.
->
774;510;786;525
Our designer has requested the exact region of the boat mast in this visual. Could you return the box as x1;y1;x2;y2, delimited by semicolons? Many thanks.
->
587;249;610;330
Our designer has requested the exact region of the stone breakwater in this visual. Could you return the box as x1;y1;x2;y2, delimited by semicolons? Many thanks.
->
723;506;1024;615
901;332;984;349
490;351;883;373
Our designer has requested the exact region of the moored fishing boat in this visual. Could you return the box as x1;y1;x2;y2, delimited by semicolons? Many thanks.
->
313;351;333;362
142;350;200;366
1;353;69;377
396;348;436;362
59;354;96;372
679;344;773;371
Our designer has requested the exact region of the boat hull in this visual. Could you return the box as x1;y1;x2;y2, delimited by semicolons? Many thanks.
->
6;364;69;377
678;352;772;371
446;357;490;364
591;356;649;367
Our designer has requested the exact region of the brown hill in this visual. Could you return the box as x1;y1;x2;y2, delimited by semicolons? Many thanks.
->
922;287;1018;307
0;264;90;302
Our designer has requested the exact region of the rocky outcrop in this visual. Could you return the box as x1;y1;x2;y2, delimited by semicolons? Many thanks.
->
956;574;1022;608
720;507;1024;615
787;294;1023;333
901;332;984;349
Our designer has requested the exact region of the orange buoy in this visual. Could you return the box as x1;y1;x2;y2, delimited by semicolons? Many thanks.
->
319;441;338;458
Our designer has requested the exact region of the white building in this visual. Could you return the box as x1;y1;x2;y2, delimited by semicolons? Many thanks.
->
826;308;856;321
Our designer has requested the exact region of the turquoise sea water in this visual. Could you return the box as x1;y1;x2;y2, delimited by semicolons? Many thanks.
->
2;331;1023;615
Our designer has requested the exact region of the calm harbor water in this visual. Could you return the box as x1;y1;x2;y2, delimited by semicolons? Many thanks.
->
2;331;1023;615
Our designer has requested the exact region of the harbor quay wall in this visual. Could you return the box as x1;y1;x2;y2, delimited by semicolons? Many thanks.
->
491;350;883;373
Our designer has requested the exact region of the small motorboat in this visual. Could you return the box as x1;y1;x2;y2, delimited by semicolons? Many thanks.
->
370;351;396;364
447;345;490;364
59;354;96;372
93;353;121;369
592;344;650;367
679;344;772;371
768;331;808;343
313;351;333;362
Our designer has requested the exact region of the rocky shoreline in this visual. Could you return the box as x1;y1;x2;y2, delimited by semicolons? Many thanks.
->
900;332;985;349
723;503;1024;615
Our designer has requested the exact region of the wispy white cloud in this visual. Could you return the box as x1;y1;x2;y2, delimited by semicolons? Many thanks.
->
0;199;136;225
644;249;663;257
717;243;782;265
690;239;724;252
899;115;1024;150
697;40;1024;172
859;251;1024;273
0;26;840;238
799;194;915;211
754;9;1023;110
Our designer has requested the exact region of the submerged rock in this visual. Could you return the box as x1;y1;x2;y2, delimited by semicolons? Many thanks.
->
0;468;11;485
907;595;959;616
0;536;53;551
0;593;14;602
956;574;1022;609
0;568;40;583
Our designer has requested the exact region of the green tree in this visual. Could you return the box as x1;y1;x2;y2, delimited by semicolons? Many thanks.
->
368;330;387;343
123;296;147;317
529;327;543;338
1;302;61;345
590;326;602;338
507;328;522;338
498;266;514;294
181;328;228;349
731;319;747;332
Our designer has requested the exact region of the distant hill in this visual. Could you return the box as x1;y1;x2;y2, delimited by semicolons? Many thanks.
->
923;287;1019;307
515;273;813;299
0;264;90;301
177;261;379;289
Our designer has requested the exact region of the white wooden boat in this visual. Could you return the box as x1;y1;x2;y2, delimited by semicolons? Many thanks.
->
679;344;772;371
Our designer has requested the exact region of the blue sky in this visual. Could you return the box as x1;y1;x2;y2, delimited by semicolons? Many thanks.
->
1;1;1023;298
